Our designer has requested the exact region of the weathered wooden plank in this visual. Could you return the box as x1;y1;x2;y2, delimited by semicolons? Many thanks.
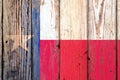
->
40;0;59;80
117;0;120;80
32;0;40;79
60;0;87;80
88;0;116;80
0;0;2;80
22;0;32;80
3;0;21;79
3;0;32;80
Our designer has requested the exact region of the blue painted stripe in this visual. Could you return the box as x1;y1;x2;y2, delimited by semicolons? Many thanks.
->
32;0;40;79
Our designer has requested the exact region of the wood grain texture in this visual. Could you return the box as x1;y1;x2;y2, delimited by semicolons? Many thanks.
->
0;0;2;80
88;0;116;40
40;0;59;40
60;0;87;80
40;0;60;80
32;0;40;79
22;0;32;80
60;0;87;40
3;1;21;79
3;0;32;80
88;0;116;80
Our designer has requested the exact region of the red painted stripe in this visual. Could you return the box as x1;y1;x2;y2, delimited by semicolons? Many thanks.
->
40;40;59;80
88;40;116;80
60;40;87;80
40;40;117;80
118;41;120;80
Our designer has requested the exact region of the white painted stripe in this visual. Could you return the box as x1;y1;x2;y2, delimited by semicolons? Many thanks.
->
40;0;59;40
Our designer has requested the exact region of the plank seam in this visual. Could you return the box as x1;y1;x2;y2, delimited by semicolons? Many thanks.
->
31;0;33;79
1;0;4;80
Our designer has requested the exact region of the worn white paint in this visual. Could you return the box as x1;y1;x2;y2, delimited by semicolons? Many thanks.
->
60;0;87;40
88;0;116;40
40;0;59;40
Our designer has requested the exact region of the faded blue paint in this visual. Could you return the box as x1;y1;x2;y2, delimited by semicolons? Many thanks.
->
32;0;40;79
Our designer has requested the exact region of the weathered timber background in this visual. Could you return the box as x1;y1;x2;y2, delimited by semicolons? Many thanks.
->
40;0;120;80
0;0;120;80
0;0;40;80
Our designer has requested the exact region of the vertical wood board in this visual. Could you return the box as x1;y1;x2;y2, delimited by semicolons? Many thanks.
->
60;0;87;80
40;0;60;80
88;0;116;80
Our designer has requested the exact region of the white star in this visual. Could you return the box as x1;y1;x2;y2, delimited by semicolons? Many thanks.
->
7;29;33;51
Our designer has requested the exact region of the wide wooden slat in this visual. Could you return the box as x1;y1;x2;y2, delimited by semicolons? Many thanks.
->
0;0;2;80
3;0;32;80
88;0;116;80
60;0;87;80
32;0;40;79
40;0;60;80
3;1;21;79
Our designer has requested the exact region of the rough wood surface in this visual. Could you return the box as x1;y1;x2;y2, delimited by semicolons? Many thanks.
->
60;0;87;80
88;0;116;80
40;0;59;40
60;0;87;40
22;0;32;80
40;0;60;80
3;0;32;80
3;0;20;79
0;0;2;80
88;0;116;40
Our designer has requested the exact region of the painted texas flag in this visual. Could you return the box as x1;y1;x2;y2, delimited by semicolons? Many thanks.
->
40;0;120;80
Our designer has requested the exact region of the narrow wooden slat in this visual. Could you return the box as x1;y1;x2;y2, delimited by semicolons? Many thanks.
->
60;0;87;80
0;0;2;80
40;0;60;80
117;0;120;79
22;0;32;80
88;0;116;80
31;0;40;79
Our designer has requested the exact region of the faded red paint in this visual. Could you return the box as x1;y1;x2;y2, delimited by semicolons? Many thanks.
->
40;40;59;80
40;40;117;80
60;40;87;80
88;40;116;80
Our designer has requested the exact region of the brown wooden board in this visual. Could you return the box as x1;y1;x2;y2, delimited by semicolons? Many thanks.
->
3;0;32;80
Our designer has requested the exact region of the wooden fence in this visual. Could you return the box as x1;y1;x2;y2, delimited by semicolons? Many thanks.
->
0;0;40;80
0;0;120;80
